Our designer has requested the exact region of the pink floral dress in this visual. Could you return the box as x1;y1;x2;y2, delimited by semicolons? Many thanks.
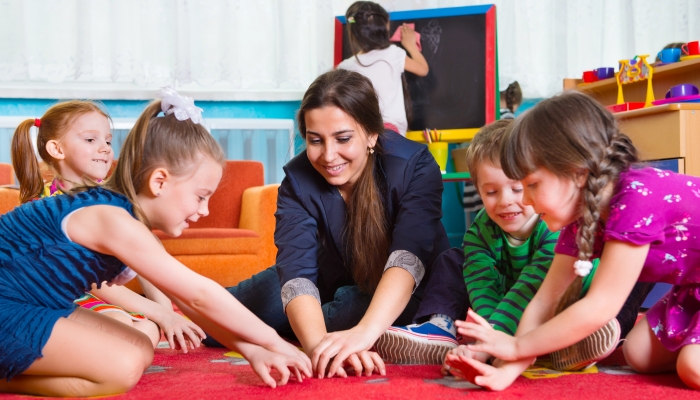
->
555;167;700;351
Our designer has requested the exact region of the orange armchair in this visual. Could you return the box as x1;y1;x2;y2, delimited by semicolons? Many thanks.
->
126;160;280;293
0;163;14;186
0;163;19;214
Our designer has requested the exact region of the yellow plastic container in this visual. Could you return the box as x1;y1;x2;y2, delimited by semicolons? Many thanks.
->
428;142;449;173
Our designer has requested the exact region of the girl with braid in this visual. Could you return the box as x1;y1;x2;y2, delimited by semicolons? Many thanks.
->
450;91;700;390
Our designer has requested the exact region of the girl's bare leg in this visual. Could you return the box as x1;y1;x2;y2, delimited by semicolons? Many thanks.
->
101;311;161;348
0;307;154;397
623;315;677;374
676;344;700;389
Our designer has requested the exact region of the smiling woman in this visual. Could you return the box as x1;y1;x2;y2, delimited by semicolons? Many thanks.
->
204;69;455;378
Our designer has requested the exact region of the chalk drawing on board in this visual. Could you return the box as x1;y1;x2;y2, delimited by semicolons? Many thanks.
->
420;20;442;54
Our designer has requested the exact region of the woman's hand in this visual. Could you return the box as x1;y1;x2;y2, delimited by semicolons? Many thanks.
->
151;310;206;353
400;24;418;51
311;327;386;378
456;309;520;361
244;345;313;388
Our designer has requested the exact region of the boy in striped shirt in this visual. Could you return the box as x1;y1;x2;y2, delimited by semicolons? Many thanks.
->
376;120;650;370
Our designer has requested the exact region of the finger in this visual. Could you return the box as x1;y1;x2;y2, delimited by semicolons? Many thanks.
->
345;354;363;377
275;361;291;386
336;366;347;378
188;322;207;340
467;308;492;329
358;352;374;376
314;343;339;379
252;362;276;389
311;340;332;376
300;351;313;376
369;352;386;375
174;330;188;353
165;331;176;350
328;349;354;378
291;365;303;383
462;355;494;375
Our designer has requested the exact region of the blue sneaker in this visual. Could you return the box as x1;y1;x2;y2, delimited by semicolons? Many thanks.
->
374;322;458;365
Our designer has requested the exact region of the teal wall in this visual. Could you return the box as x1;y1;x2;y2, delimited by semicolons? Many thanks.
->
0;98;302;120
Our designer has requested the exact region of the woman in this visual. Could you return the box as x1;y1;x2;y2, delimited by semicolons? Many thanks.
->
206;69;450;378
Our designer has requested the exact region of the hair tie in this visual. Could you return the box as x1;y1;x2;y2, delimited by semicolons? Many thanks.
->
573;260;593;277
348;16;355;23
34;118;41;128
158;86;203;124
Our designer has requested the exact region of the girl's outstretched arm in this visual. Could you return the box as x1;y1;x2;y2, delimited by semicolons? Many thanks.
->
137;275;173;310
455;242;649;390
67;205;312;382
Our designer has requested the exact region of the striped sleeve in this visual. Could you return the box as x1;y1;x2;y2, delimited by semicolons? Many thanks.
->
488;222;559;335
463;210;503;322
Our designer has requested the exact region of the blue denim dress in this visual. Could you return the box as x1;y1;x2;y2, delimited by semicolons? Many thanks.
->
0;187;134;380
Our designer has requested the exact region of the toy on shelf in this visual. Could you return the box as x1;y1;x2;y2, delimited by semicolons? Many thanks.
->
616;55;655;108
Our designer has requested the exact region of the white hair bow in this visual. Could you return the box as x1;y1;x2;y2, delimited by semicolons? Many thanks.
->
573;260;593;277
158;86;203;124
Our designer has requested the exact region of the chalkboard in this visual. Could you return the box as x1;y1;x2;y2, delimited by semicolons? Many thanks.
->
335;5;498;132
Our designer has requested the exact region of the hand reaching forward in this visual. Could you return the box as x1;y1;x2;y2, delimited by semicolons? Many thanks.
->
456;309;520;361
246;345;313;388
152;310;206;353
311;327;386;378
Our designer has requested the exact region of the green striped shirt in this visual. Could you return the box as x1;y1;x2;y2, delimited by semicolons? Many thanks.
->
462;209;558;335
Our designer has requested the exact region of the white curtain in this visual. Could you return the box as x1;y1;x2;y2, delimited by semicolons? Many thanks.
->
0;0;698;100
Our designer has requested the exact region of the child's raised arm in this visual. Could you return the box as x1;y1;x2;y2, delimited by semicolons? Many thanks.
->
400;24;429;77
67;205;312;386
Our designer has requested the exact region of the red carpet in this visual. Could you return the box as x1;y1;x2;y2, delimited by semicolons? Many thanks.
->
1;346;696;400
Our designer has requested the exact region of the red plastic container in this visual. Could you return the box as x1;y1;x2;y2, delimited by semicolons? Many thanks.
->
606;102;645;113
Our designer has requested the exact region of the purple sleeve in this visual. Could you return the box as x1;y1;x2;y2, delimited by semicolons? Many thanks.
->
554;223;580;257
601;177;667;246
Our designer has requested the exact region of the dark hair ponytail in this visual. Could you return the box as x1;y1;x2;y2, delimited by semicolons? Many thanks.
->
500;81;522;112
298;69;389;293
501;91;638;313
346;1;391;55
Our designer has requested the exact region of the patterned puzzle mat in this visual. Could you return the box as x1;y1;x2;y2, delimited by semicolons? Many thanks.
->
1;344;697;399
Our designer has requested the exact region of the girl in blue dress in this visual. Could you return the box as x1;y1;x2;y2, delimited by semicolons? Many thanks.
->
0;89;311;397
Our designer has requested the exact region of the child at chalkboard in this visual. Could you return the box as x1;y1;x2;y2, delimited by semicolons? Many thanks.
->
499;81;522;120
338;1;429;136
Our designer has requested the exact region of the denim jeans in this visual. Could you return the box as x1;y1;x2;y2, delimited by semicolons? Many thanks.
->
203;266;421;347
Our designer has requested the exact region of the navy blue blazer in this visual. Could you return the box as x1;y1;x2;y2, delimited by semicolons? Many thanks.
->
274;132;450;303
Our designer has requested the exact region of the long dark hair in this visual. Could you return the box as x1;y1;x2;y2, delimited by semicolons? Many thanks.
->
345;1;413;125
500;91;639;314
298;69;389;293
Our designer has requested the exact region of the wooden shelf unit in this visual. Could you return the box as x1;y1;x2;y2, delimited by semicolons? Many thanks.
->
567;58;700;177
570;57;700;105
